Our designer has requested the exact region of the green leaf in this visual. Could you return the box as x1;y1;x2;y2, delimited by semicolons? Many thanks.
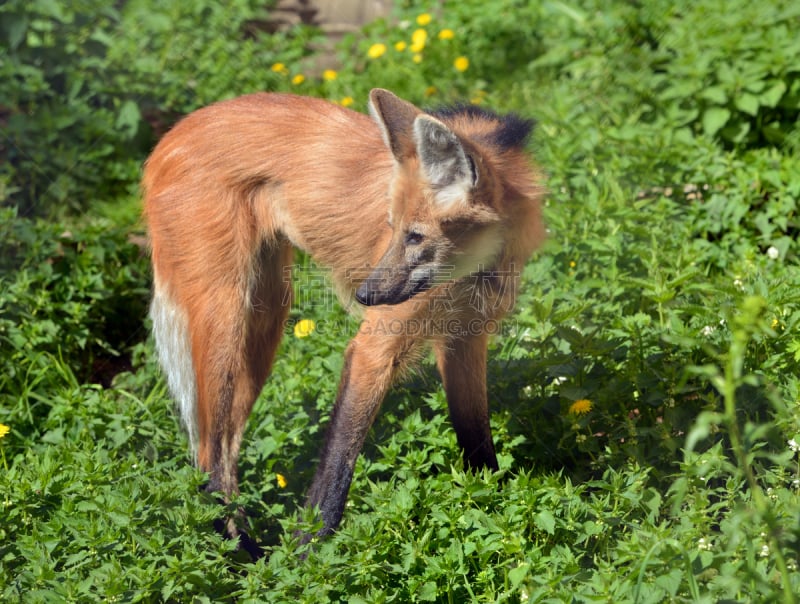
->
701;86;728;104
702;107;731;136
686;411;724;453
535;510;556;535
508;564;530;588
4;14;28;50
115;100;141;138
33;0;66;20
654;568;683;597
722;119;751;143
735;92;760;116
417;581;438;601
759;80;787;107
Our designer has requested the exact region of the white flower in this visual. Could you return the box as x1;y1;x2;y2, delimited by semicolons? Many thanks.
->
702;325;715;337
760;544;770;557
789;438;799;453
733;278;744;290
698;537;712;551
767;246;780;260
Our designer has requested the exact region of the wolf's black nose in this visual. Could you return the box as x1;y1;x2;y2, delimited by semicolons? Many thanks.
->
355;284;374;306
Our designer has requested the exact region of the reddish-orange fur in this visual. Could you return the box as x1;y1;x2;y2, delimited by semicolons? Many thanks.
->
143;89;545;547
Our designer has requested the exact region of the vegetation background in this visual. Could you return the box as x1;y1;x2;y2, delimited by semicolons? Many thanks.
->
1;0;799;601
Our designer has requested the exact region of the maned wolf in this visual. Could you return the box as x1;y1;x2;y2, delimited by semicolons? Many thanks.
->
143;88;545;549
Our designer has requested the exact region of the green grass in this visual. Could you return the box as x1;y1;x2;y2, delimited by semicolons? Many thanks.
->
2;0;800;601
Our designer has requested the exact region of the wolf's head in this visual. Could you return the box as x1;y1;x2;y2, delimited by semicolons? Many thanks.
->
355;89;535;307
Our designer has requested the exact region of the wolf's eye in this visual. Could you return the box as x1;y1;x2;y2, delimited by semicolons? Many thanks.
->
405;231;424;246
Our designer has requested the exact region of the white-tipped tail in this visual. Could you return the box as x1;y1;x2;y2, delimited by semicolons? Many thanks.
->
150;282;198;463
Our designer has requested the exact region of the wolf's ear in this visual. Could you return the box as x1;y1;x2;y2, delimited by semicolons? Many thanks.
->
413;115;477;209
369;89;421;161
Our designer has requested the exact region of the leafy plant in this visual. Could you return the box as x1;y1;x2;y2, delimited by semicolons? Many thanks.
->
1;1;138;214
0;206;150;444
651;0;800;148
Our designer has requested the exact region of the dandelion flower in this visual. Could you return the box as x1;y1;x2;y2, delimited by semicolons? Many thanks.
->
412;54;423;64
410;29;427;53
568;399;593;415
340;96;354;107
276;473;288;488
394;41;407;52
291;74;305;85
367;43;387;59
271;62;289;75
454;56;469;72
416;13;432;26
294;319;315;338
323;69;337;81
438;28;455;40
0;424;9;439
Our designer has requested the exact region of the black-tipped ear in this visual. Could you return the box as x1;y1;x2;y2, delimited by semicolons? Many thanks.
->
413;115;476;208
368;89;421;161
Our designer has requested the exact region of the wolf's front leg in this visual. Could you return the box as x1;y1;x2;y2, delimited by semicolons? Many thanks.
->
435;332;499;472
304;312;418;538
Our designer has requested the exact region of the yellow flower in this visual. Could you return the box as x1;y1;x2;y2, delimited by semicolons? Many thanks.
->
294;319;315;338
291;74;305;85
568;399;593;416
367;43;387;59
323;69;337;81
412;53;423;64
340;96;354;107
410;29;427;53
454;56;469;72
416;13;432;26
271;62;289;75
394;41;407;52
771;318;779;328
569;260;577;268
276;473;287;488
438;28;455;40
0;424;9;439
